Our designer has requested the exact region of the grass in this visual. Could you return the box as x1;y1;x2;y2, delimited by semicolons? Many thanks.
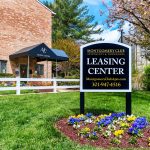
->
0;91;150;150
0;90;38;95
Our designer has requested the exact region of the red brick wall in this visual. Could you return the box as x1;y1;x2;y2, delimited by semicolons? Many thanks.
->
0;0;52;77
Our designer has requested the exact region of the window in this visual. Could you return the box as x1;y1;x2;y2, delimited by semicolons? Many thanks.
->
35;64;44;75
0;60;7;73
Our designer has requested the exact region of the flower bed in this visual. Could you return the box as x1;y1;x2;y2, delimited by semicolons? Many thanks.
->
56;112;150;148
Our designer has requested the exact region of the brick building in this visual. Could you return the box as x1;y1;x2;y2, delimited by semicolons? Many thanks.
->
0;0;57;78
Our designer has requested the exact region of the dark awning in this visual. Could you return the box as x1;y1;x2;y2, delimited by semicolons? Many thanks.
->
9;43;69;62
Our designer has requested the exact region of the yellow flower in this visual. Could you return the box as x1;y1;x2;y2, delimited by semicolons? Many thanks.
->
120;122;129;128
114;130;124;137
98;114;107;119
120;130;124;134
114;131;119;137
148;137;150;146
95;118;100;122
127;116;136;122
84;127;90;132
98;115;102;118
77;114;84;118
71;115;76;118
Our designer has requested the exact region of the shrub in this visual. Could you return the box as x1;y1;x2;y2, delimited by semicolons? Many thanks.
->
143;65;150;90
0;73;15;87
0;73;15;78
27;81;52;86
58;76;79;86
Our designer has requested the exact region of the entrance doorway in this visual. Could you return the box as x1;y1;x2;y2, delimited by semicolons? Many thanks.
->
20;64;27;78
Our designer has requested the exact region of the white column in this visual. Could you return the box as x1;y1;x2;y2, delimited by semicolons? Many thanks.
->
27;56;30;78
56;60;57;78
47;60;48;78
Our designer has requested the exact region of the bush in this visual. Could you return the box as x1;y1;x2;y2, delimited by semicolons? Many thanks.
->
143;65;150;90
27;81;52;86
0;73;15;87
64;76;78;79
0;73;15;78
58;76;79;86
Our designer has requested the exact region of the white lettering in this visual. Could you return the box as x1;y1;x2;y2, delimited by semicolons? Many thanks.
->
87;58;126;65
88;68;124;75
88;68;94;74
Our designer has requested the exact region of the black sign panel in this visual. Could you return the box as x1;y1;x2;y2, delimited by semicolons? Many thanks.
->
80;42;131;92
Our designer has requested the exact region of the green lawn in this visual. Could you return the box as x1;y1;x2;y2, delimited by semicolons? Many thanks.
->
0;91;150;150
0;90;38;95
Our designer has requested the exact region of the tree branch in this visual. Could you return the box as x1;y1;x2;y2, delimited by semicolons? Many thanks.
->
122;7;150;34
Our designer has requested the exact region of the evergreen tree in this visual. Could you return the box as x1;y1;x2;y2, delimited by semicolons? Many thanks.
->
44;0;103;42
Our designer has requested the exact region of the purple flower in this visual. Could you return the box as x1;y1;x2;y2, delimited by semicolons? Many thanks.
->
128;127;139;135
128;117;149;135
68;118;80;125
128;127;134;133
111;112;125;118
97;112;124;127
92;132;97;136
84;133;89;138
134;129;139;135
86;113;93;118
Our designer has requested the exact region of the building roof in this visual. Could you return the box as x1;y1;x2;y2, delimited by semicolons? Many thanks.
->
51;49;68;58
9;43;68;62
37;0;56;15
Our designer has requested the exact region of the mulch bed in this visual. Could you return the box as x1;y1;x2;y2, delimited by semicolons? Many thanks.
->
56;118;150;149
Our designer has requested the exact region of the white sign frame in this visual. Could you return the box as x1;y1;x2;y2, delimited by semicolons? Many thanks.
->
80;41;132;92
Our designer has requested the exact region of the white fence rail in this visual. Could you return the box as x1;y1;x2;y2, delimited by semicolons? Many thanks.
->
0;78;80;95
